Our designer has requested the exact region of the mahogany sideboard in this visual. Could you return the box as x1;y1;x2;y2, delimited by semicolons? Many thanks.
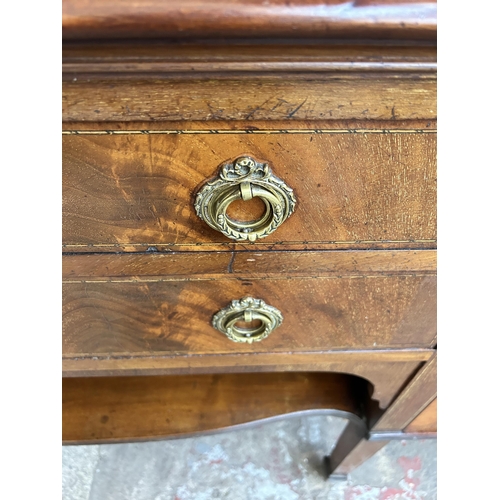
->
62;0;437;477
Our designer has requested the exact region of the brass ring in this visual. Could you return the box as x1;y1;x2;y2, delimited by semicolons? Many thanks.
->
194;156;296;242
214;184;280;241
212;297;283;343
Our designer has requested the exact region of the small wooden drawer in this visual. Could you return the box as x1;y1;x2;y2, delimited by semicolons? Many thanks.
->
63;270;436;358
62;128;436;252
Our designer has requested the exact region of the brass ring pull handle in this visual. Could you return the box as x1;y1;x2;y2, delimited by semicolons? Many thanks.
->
195;156;296;242
212;297;283;343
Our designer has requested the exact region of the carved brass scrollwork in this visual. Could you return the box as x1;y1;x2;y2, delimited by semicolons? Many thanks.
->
194;156;296;242
212;297;283;343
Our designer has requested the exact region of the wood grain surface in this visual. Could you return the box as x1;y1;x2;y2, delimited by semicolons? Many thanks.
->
63;274;436;356
63;131;436;250
63;42;436;75
61;0;439;462
62;0;437;41
372;353;436;431
62;372;366;444
62;349;431;408
404;398;437;433
63;75;436;122
62;119;437;132
62;249;436;279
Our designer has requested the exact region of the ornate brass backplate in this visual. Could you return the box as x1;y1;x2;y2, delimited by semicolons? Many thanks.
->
194;156;296;241
212;297;284;343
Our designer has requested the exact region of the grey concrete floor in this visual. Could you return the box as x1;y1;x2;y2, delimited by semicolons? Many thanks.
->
62;415;436;500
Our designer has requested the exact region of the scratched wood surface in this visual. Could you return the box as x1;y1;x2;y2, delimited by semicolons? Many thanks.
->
62;131;436;251
63;372;367;444
63;75;436;122
62;119;437;132
63;274;436;358
62;249;436;279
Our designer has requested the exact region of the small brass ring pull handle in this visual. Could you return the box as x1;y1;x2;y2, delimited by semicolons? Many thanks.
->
212;297;283;343
195;156;296;242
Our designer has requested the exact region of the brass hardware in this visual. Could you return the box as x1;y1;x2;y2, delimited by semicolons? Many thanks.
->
212;297;283;343
195;156;296;242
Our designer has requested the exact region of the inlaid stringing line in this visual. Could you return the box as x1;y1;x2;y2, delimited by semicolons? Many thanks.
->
62;239;437;248
63;274;435;284
62;129;436;135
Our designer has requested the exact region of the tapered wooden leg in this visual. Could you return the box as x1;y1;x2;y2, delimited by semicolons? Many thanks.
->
324;418;374;477
326;436;389;477
326;354;437;477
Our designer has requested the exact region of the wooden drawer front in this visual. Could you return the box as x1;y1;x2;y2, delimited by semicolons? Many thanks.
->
62;130;436;251
63;274;436;357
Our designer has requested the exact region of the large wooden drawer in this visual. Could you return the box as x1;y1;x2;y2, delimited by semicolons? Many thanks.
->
62;127;436;252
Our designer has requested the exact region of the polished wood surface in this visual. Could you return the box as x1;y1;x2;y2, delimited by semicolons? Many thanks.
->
61;2;437;474
63;42;436;75
63;131;436;249
63;0;437;41
63;249;436;279
62;372;367;444
404;398;436;433
63;275;436;355
62;350;431;409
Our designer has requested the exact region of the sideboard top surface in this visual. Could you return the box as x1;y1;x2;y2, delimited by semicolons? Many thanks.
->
62;0;437;42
